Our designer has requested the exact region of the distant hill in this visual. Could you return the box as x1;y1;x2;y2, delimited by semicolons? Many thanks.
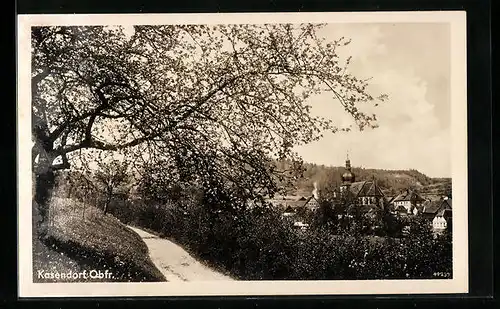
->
280;161;451;198
418;180;452;199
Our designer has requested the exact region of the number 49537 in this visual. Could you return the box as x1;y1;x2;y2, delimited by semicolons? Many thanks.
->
433;272;451;278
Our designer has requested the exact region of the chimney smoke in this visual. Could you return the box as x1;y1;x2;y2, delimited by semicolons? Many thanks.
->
312;181;319;199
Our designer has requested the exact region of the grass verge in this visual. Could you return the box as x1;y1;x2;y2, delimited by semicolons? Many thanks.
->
33;197;166;282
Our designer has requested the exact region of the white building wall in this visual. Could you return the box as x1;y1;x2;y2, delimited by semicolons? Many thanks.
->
432;216;447;230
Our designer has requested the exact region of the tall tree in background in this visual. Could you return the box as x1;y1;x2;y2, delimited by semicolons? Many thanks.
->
31;24;386;230
94;160;129;215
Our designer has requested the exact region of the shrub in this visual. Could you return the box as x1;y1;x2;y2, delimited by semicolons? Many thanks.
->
113;195;452;280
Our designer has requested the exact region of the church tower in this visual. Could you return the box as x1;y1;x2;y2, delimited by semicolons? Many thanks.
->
340;153;355;194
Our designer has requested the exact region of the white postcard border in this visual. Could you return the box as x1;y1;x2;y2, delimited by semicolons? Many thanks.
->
17;11;468;297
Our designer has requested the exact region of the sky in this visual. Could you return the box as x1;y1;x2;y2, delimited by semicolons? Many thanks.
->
294;23;451;178
85;24;451;178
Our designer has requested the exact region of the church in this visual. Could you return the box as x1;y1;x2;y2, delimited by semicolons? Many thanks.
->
332;155;386;210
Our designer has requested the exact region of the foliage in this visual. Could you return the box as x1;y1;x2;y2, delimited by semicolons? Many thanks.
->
31;24;455;282
108;194;452;280
31;24;385;223
53;170;97;201
53;161;131;215
93;159;130;214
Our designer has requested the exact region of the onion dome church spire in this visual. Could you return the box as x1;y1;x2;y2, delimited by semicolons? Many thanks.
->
341;153;355;183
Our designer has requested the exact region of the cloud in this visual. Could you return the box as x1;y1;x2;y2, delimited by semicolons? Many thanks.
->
295;24;451;177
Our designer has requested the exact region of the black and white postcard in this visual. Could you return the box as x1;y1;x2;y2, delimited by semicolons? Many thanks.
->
17;11;468;297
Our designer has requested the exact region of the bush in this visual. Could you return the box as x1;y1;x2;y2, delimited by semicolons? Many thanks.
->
111;195;452;280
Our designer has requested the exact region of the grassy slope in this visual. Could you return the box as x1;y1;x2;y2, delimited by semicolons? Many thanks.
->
33;197;165;282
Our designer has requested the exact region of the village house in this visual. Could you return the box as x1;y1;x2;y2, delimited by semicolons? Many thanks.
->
282;205;296;217
273;184;321;230
302;186;320;212
277;184;321;213
302;196;320;212
391;188;426;215
422;197;452;231
293;221;310;231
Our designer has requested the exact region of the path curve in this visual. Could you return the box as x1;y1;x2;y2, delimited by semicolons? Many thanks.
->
127;225;234;281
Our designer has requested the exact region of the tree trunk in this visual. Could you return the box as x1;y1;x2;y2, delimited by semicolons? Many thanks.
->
103;201;109;215
33;168;55;237
32;135;57;235
67;180;73;198
103;192;112;215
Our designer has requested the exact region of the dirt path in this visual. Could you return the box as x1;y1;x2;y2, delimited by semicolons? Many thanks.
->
127;225;234;281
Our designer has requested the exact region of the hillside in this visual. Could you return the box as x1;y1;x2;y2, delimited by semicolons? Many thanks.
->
418;181;452;199
281;161;451;198
33;197;166;282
